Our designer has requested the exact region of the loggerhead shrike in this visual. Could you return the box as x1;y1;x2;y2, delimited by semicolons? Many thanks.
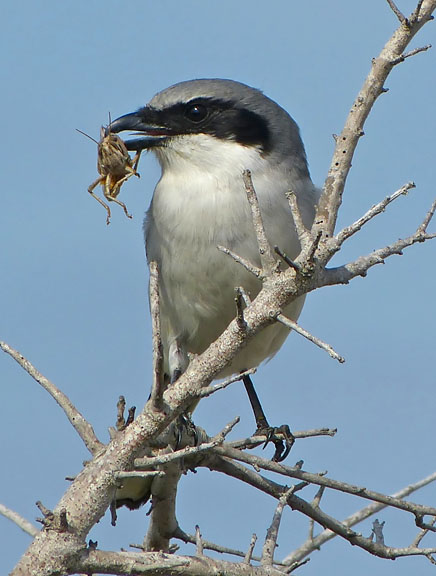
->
109;79;319;466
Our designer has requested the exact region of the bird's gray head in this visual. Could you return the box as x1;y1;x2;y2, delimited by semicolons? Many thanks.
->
109;79;310;176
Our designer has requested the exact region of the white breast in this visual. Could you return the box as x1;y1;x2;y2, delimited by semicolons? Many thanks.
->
145;134;316;378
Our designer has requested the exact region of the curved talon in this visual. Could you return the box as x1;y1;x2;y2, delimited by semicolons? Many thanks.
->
257;424;295;463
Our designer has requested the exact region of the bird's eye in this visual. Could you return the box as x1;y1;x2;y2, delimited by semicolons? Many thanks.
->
184;103;208;123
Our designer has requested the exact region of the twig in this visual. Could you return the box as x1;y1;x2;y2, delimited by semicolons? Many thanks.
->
417;196;436;234
195;525;203;556
115;471;163;480
237;286;252;306
308;486;325;540
244;533;258;564
285;190;310;248
284;558;310;574
116;396;126;431
274;245;301;272
126;405;136;426
305;231;322;267
196;368;256;399
0;341;102;455
149;261;164;411
334;181;415;248
235;288;247;331
414;0;425;17
321;207;436;288
285;471;436;565
371;519;385;544
0;502;39;537
413;516;436;547
386;0;407;22
211;444;436;519
262;488;294;566
393;44;432;64
217;245;262;277
242;169;277;274
35;502;68;532
174;527;259;561
276;313;345;363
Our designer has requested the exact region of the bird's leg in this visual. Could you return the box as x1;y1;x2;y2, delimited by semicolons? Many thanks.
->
242;374;294;462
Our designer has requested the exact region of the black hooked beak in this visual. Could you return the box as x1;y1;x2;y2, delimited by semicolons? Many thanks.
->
107;109;171;152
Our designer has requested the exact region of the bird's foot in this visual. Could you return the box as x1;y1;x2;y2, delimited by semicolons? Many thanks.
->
175;412;198;450
256;423;295;462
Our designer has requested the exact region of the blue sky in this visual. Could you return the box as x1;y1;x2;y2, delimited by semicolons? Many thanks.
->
1;2;435;574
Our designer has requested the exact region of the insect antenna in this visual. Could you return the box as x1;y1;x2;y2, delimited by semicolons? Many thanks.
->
76;128;99;145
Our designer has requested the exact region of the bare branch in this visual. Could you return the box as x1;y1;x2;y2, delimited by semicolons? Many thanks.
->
243;169;277;274
262;488;294;566
386;0;407;22
370;519;385;544
204;454;436;565
80;548;286;576
0;502;39;538
314;1;435;241
334;181;415;248
235;288;248;331
115;471;163;480
174;527;257;562
284;558;310;574
274;245;301;272
195;525;204;556
308;486;325;540
414;0;426;17
244;533;258;564
417;196;436;233
321;197;436;287
393;44;432;64
276;313;345;363
116;395;127;431
414;517;436;547
212;445;436;519
217;245;262;278
285;471;436;565
149;261;164;411
196;368;256;399
0;341;102;455
285;190;310;248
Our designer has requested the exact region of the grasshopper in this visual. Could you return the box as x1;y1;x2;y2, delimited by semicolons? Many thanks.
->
81;126;141;225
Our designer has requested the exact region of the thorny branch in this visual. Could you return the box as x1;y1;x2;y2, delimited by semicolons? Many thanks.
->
3;2;436;575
